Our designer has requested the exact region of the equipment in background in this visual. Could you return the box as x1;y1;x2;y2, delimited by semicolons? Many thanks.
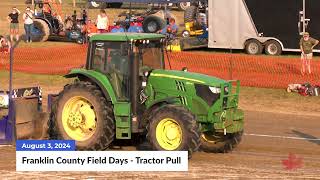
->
32;1;86;44
287;83;320;96
181;2;207;38
0;87;46;144
180;0;320;55
87;0;192;11
114;8;175;33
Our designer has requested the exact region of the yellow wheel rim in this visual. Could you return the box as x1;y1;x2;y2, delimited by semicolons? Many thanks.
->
62;96;97;141
156;118;182;150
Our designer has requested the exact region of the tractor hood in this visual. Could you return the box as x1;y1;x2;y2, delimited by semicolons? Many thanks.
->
150;69;226;86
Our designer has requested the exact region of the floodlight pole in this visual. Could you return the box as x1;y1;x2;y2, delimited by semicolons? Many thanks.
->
9;40;20;109
9;47;13;102
8;42;16;145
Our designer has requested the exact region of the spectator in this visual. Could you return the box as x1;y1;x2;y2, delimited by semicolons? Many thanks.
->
7;7;21;42
86;20;98;35
81;9;88;25
71;10;78;30
299;32;319;75
111;22;125;33
0;35;11;54
160;18;178;39
127;20;143;33
64;15;73;30
96;9;109;33
23;6;34;43
43;3;51;14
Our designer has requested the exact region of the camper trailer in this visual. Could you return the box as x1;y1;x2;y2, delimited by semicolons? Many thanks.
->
204;0;320;55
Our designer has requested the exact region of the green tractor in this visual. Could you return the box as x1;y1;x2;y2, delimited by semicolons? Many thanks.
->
48;33;244;156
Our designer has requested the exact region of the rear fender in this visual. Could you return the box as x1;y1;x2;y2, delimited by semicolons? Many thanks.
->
146;96;180;110
64;70;118;104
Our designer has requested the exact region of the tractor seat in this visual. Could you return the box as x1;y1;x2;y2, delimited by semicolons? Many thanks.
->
110;69;124;99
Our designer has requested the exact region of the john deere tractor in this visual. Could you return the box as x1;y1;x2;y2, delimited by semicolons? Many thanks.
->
48;33;244;156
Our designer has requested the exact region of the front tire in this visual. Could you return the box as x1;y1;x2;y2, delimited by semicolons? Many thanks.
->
200;131;243;153
184;6;197;23
146;105;201;157
49;81;115;150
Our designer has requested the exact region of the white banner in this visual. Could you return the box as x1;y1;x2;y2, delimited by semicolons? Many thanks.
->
16;151;188;172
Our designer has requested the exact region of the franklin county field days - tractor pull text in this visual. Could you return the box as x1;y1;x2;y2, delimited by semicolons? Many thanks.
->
21;156;182;166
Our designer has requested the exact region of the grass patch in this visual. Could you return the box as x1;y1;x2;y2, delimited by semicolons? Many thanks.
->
0;71;70;90
1;71;318;115
240;86;320;115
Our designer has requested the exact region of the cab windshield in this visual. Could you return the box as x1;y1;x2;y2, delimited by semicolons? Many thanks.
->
139;41;164;70
90;40;164;100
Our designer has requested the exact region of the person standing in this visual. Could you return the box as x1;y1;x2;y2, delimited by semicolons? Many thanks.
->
0;35;11;54
160;18;178;39
299;32;319;75
7;7;21;42
128;20;143;33
23;7;34;43
111;22;125;33
96;9;109;33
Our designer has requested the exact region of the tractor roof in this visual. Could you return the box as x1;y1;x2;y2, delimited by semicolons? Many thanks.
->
89;33;165;42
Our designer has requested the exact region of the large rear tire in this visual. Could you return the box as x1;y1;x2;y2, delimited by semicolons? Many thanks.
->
184;6;197;23
33;19;50;42
200;131;243;153
143;15;166;33
146;105;201;158
48;81;115;150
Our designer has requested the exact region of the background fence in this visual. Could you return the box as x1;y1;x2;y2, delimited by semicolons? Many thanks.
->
0;44;319;89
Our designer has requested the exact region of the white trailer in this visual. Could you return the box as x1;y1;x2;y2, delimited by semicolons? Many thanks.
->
206;0;320;55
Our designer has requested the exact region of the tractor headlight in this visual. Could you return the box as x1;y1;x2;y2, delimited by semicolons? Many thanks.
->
143;71;149;77
209;86;221;94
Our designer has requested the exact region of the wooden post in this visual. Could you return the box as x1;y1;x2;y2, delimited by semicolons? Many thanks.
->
32;0;34;6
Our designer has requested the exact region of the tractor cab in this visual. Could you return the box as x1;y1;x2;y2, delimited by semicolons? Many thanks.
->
87;33;165;100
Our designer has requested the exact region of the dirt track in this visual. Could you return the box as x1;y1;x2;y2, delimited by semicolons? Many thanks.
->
0;110;319;179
